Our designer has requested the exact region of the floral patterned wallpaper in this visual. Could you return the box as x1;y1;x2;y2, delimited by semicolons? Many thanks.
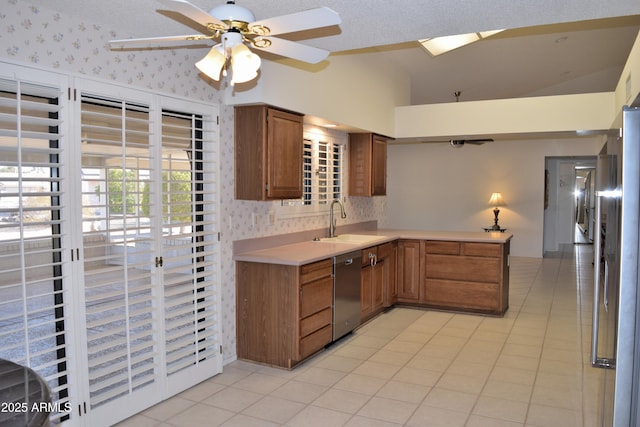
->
1;0;387;363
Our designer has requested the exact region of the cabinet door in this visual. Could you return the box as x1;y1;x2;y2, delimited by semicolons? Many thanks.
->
372;258;385;312
397;240;422;301
267;108;303;199
378;242;397;307
349;133;373;196
372;134;387;195
348;133;387;196
361;265;373;319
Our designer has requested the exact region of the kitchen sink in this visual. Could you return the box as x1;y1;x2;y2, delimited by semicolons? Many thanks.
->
318;234;387;245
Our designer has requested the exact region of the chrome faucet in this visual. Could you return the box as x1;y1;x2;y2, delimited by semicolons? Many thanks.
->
329;199;347;238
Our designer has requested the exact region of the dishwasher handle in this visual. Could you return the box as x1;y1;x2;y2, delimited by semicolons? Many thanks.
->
344;258;354;266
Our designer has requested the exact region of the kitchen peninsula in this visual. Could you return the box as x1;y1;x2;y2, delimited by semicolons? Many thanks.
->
234;228;512;368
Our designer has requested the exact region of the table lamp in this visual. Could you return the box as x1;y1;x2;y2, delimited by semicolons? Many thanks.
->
488;192;507;230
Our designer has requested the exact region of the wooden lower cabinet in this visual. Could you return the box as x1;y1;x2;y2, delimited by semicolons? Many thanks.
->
397;240;422;302
360;242;396;322
422;240;510;315
360;247;381;321
394;239;510;315
235;237;510;369
236;258;333;369
380;241;398;307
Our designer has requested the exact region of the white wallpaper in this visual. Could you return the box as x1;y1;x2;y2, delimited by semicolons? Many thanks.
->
1;0;387;363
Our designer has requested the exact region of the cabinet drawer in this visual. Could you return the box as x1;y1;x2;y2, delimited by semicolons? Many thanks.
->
300;307;332;337
424;279;499;311
377;242;395;259
301;258;333;283
426;254;500;283
300;276;333;318
361;247;377;266
299;324;332;360
462;242;501;258
425;241;460;255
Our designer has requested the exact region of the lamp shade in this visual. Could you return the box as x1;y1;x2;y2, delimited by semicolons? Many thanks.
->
195;45;226;81
488;192;507;207
230;43;261;84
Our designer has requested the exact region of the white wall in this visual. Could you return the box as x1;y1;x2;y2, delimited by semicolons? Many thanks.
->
384;137;604;257
225;51;411;137
394;93;617;139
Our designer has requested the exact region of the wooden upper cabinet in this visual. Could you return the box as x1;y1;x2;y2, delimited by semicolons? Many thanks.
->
235;105;303;200
348;133;387;196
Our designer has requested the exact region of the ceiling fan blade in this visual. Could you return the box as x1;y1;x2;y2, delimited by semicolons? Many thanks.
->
464;138;494;145
253;37;330;64
249;7;340;36
157;0;227;30
109;35;212;49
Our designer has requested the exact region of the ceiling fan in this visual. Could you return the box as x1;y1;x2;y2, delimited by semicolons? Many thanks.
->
394;138;494;147
449;138;493;147
109;0;341;84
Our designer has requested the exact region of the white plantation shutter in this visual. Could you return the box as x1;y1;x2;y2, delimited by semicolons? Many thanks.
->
0;64;221;426
317;140;342;205
0;77;72;424
302;138;313;205
79;93;160;410
160;109;221;379
76;86;221;424
284;132;344;213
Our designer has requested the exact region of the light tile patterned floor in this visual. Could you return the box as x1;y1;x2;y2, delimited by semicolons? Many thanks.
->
116;243;603;427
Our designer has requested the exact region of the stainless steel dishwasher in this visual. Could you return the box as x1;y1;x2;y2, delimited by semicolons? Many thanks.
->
333;250;362;340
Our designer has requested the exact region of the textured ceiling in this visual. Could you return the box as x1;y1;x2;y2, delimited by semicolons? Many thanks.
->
25;0;640;105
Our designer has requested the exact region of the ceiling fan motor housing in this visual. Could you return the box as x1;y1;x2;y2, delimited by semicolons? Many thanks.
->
210;1;255;23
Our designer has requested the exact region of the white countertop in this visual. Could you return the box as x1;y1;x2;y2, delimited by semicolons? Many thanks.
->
233;229;513;266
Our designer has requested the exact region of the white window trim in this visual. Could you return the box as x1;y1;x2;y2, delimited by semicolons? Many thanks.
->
277;126;346;219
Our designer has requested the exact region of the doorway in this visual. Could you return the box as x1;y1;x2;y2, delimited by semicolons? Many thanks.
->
574;165;596;244
543;156;596;254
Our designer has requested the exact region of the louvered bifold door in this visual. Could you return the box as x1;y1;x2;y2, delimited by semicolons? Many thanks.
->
161;107;222;393
0;77;73;425
78;91;162;424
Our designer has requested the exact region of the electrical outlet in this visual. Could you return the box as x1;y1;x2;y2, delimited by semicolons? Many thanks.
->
268;210;275;225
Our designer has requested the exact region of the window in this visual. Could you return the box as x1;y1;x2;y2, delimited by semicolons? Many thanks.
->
280;127;345;217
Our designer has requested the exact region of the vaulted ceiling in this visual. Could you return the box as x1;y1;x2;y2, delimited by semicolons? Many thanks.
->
25;0;640;105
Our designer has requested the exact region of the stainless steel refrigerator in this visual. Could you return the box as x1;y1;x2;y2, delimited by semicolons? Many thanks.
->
592;106;640;426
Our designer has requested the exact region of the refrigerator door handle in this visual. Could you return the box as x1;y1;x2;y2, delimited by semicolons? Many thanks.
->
591;194;603;367
603;259;609;312
591;193;616;369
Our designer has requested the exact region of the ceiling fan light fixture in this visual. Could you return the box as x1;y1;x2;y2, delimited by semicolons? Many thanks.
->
195;44;226;80
230;43;261;84
111;1;342;85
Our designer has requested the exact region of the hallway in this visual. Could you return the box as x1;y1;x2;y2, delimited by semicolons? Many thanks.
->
117;244;603;427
